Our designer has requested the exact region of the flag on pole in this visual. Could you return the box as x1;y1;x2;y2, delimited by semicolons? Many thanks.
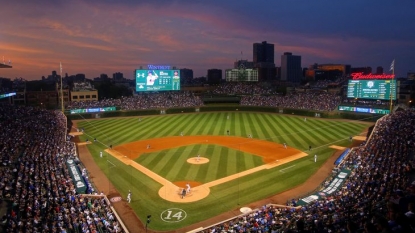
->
389;59;395;71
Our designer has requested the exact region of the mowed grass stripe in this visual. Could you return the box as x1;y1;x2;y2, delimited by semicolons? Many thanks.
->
151;148;182;175
199;113;217;135
226;149;238;175
92;119;135;145
252;113;274;141
215;147;230;179
165;114;194;136
263;114;291;143
196;144;216;183
218;113;229;136
178;114;205;136
311;120;350;142
206;146;224;180
83;118;131;142
145;116;183;138
235;113;246;138
163;147;190;181
141;116;176;139
185;151;202;181
276;115;308;147
211;113;225;135
277;115;309;146
207;113;221;135
177;114;199;135
300;120;335;147
289;117;324;147
246;113;261;139
188;113;212;135
281;116;314;149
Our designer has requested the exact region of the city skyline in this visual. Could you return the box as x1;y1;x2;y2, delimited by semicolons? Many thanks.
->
1;0;415;80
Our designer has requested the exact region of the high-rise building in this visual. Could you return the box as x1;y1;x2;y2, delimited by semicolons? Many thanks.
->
234;60;254;69
113;72;124;81
179;68;194;85
253;41;276;81
280;52;302;83
351;67;372;75
253;41;274;63
376;66;384;74
207;69;222;85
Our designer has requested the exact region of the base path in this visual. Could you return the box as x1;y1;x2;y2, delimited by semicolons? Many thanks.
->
106;136;307;203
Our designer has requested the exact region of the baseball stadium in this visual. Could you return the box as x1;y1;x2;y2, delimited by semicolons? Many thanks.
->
0;79;415;233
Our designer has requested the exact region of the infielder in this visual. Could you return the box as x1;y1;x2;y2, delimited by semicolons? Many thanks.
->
100;151;103;158
283;143;287;149
314;154;317;163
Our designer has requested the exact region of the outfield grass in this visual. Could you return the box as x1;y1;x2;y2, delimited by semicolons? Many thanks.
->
76;112;370;231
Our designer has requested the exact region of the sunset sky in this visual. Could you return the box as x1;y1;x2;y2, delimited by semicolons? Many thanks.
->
1;0;415;80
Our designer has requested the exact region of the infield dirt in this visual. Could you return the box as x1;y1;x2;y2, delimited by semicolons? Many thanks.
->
105;135;307;203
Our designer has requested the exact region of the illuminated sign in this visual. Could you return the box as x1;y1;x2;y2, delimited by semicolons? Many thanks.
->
347;80;396;100
338;106;390;114
351;72;395;80
0;92;16;99
135;69;180;92
70;106;116;114
147;65;171;70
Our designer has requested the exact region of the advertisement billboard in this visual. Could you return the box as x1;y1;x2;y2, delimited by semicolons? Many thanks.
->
347;79;396;100
135;69;180;92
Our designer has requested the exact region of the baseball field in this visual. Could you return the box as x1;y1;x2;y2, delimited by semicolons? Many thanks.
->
74;112;370;231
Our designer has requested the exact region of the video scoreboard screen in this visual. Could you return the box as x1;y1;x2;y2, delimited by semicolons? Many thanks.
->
135;69;180;92
347;79;396;100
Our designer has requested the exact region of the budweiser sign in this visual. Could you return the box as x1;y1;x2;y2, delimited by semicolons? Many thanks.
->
351;72;395;80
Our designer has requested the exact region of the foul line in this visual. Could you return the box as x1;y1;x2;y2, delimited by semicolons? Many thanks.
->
107;160;116;168
279;165;296;173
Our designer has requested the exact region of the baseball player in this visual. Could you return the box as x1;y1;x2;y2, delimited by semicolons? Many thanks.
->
314;154;317;163
186;183;191;194
100;151;103;158
181;188;186;199
127;191;131;203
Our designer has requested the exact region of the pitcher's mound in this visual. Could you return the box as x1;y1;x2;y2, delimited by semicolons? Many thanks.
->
187;157;209;164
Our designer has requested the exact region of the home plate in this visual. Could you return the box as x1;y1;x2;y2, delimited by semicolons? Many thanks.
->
240;207;252;214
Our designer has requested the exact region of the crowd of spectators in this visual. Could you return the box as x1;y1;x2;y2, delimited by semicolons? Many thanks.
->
342;99;391;107
306;77;348;89
209;83;278;95
240;92;342;111
66;86;343;112
202;109;415;233
66;91;203;110
0;104;124;232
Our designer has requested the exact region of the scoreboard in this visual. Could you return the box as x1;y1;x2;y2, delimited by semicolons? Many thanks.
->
135;69;180;92
347;79;396;100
